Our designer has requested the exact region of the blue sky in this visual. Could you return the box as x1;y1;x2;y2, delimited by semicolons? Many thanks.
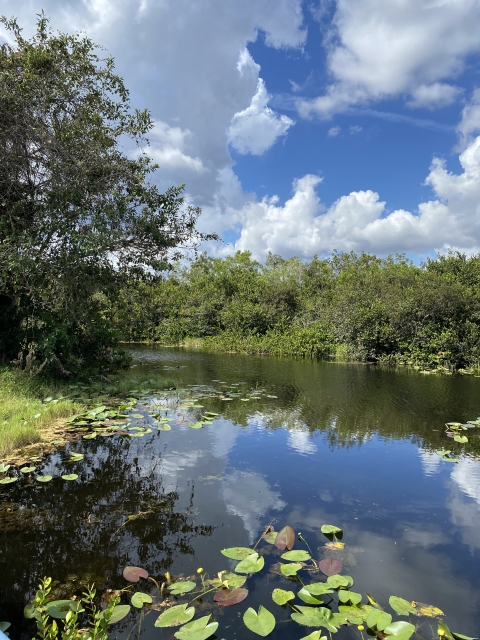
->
2;0;480;261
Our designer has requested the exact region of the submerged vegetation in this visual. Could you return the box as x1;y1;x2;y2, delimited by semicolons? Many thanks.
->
113;250;480;372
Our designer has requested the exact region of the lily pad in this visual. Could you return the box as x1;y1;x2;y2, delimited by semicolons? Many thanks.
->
0;464;11;473
280;562;302;576
326;574;351;589
291;606;338;632
338;590;362;605
383;621;416;638
281;550;311;562
0;623;11;632
168;581;196;595
299;633;327;640
61;474;78;481
36;475;53;483
189;422;203;429
221;547;254;560
123;566;149;582
20;466;36;473
272;589;295;606
320;524;343;535
298;588;324;605
366;609;392;630
83;433;97;439
131;592;153;608
319;558;342;576
235;552;265;574
220;572;247;589
0;477;17;485
158;424;172;431
302;583;334;596
155;604;195;628
213;587;248;606
454;435;468;443
275;525;295;550
174;615;218;640
243;606;276;637
263;531;278;544
389;596;416;616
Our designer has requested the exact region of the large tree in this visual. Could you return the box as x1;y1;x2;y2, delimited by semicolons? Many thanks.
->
0;14;214;375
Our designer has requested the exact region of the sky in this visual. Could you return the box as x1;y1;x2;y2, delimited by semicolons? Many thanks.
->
2;0;480;262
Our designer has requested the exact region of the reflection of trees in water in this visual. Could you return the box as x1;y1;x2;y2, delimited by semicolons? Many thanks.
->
0;435;213;630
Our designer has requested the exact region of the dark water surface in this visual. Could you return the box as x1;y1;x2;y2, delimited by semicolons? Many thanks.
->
2;347;480;639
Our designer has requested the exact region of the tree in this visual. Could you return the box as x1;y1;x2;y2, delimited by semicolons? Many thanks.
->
0;14;215;375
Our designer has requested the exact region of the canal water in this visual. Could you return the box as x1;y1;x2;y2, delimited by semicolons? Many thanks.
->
1;347;480;639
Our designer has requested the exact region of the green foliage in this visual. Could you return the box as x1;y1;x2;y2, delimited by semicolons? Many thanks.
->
0;14;212;377
112;250;480;371
27;576;120;640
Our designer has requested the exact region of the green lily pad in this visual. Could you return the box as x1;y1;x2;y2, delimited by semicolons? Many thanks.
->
0;477;17;484
189;422;203;429
366;609;392;630
383;621;416;638
174;615;218;640
0;622;11;632
291;606;338;632
235;552;265;574
155;604;195;628
326;574;352;589
281;550;311;562
298;588;324;605
168;581;196;594
263;531;278;544
61;474;78;481
339;590;362;605
280;563;302;576
131;592;153;608
272;589;295;605
243;606;276;637
454;435;468;443
36;475;53;483
302;583;334;596
158;424;172;431
389;596;416;616
83;433;97;439
220;572;247;589
320;524;343;535
299;632;327;640
103;604;131;624
221;547;254;560
0;464;10;473
20;466;36;473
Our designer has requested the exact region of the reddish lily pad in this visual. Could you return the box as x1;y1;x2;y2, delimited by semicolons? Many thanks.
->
275;526;295;550
214;588;248;606
319;558;343;576
123;566;149;582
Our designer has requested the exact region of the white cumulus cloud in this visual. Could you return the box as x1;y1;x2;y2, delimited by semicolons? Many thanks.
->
299;0;480;118
234;135;480;259
457;88;480;150
228;78;295;155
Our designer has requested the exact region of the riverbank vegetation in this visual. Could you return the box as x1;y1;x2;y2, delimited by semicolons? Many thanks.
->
112;250;480;372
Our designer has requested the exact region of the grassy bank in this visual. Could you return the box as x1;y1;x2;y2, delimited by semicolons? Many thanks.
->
0;367;175;459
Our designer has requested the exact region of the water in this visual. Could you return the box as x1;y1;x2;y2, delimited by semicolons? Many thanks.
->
1;347;480;639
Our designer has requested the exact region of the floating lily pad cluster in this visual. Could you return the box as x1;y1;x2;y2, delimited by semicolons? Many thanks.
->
24;523;472;640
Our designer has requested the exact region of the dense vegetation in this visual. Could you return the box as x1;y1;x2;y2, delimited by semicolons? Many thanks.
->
112;250;480;372
0;15;211;378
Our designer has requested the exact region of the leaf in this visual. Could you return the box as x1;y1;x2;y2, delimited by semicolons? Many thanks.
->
319;558;342;576
291;606;338;632
20;466;36;473
451;632;478;640
320;524;343;535
272;589;295;606
437;622;455;640
275;525;295;550
235;552;265;574
415;603;444;617
221;547;254;560
168;581;196;594
221;572;247;589
68;453;84;461
243;606;276;637
280;563;302;576
83;433;97;439
297;588;324;605
338;590;362;605
0;477;17;484
436;450;451;456
189;422;203;429
302;583;334;596
158;424;172;431
36;475;53;483
214;587;248;606
454;435;468;443
155;604;196;628
61;474;78;481
0;464;11;473
263;530;278;544
375;612;392;631
131;592;153;608
281;550;311;562
442;458;459;463
174;615;218;640
299;632;327;640
123;566;149;582
327;575;351;589
101;603;131;625
337;606;364;624
383;621;416;638
366;593;382;608
389;596;416;616
45;599;81;620
0;622;11;632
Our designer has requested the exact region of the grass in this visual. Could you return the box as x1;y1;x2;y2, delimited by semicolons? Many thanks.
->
0;366;175;459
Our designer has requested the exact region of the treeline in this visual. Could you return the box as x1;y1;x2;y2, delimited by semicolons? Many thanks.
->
112;251;480;371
